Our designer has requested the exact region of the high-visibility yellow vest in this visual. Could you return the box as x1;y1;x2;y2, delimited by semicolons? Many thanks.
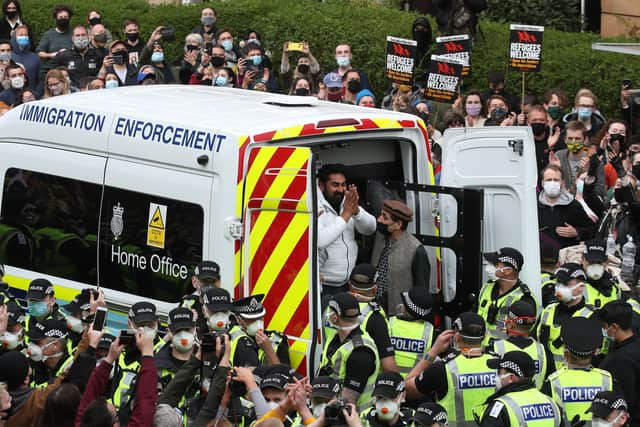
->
583;281;620;309
388;316;433;377
477;281;536;342
494;387;561;427
493;337;548;389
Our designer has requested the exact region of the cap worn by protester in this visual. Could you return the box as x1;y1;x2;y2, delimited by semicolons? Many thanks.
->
27;278;54;301
487;350;536;378
260;372;290;391
328;292;360;318
488;70;505;84
350;263;377;291
97;333;116;350
311;376;340;399
414;402;448;426
554;263;586;284
0;351;30;390
232;294;266;319
373;372;405;399
168;307;195;332
506;300;536;326
583;239;607;263
355;89;375;105
61;292;91;315
400;287;433;320
323;72;342;88
6;301;25;327
137;70;156;84
195;260;221;282
382;199;413;223
561;317;602;357
454;312;486;339
586;391;628;418
483;247;524;272
26;319;69;341
129;301;158;324
202;287;232;312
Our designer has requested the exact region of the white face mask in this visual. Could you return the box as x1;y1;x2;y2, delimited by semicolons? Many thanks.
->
375;398;399;421
10;76;24;89
66;315;84;333
485;264;497;281
543;181;562;197
27;340;63;362
207;312;229;331
586;264;605;280
494;372;512;391
592;414;623;427
143;326;157;340
266;401;279;411
555;283;578;303
312;403;327;418
172;330;195;353
1;330;22;350
246;319;264;337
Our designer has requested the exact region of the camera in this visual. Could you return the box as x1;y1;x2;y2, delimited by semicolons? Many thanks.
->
160;26;176;42
325;399;351;426
112;52;125;65
201;332;227;354
490;108;508;123
610;133;625;147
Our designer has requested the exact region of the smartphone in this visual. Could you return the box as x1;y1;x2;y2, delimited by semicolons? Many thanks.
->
93;306;108;331
186;44;200;53
623;78;632;89
201;333;216;352
160;26;176;42
204;42;213;54
288;42;304;52
119;329;136;346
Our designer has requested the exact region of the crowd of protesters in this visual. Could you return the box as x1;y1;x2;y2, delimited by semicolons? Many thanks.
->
1;1;640;427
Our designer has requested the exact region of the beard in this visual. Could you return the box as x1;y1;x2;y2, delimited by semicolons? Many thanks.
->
324;191;344;213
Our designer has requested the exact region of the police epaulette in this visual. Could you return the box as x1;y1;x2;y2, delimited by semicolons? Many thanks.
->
520;283;532;295
441;352;457;363
351;334;365;348
368;301;380;311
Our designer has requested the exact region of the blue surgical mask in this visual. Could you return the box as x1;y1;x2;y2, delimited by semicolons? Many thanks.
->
16;35;29;48
28;301;49;319
578;108;592;120
214;76;227;87
336;56;350;67
250;55;262;66
151;52;164;63
221;40;233;51
105;80;118;89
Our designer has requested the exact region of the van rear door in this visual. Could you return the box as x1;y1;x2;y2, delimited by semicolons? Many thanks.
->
439;127;541;302
238;145;317;375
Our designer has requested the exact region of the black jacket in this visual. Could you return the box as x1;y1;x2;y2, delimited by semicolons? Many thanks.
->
599;335;640;427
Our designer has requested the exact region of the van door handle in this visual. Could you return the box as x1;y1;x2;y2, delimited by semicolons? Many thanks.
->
508;139;524;156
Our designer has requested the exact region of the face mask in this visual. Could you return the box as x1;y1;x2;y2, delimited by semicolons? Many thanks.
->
143;326;157;340
578;108;592;121
201;16;216;26
172;330;195;353
327;91;343;102
94;33;108;44
601;326;611;339
221;40;233;51
27;342;44;361
586;264;605;280
632;165;640;179
74;37;90;50
548;105;563;120
28;301;49;318
211;56;225;67
376;222;391;236
266;401;279;411
0;52;10;62
466;104;482;116
495;373;512;391
56;18;70;31
375;399;399;421
246;319;264;337
336;56;350;67
312;403;327;418
10;76;24;89
491;107;507;121
543;181;561;198
207;312;229;331
485;264;497;281
250;55;262;66
247;38;261;46
89;17;101;26
16;35;29;48
48;84;63;96
151;52;164;63
297;64;309;74
214;76;228;87
66;315;84;333
105;80;118;89
566;141;584;153
555;284;576;303
126;32;139;42
576;179;584;194
1;331;22;350
531;123;547;136
592;417;618;427
295;87;309;96
347;80;361;94
5;10;17;19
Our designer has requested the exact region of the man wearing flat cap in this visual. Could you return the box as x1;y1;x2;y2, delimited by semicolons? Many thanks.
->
371;199;430;315
478;247;538;343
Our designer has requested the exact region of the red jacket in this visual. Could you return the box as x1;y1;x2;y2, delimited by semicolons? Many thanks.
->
75;356;157;427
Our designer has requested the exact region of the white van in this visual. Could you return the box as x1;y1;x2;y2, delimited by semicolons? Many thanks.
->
0;86;540;374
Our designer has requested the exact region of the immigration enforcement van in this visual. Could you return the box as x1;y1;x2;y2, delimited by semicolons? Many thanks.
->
0;86;540;374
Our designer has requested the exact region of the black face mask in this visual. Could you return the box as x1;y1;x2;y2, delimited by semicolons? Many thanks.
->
5;10;17;19
56;18;70;31
294;87;309;96
126;32;139;42
633;164;640;179
376;222;391;236
88;17;101;26
614;185;635;204
347;80;361;94
531;123;547;137
210;56;225;67
297;63;309;74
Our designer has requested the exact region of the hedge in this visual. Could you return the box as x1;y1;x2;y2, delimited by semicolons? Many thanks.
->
19;0;640;118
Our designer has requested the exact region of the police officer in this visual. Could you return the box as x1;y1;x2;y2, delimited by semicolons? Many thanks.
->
308;376;340;419
389;287;435;378
478;351;562;427
319;292;379;412
24;279;65;336
536;263;596;370
581;240;621;308
155;307;197;391
230;294;289;367
179;260;221;331
413;402;448;427
361;372;413;427
201;286;233;334
586;391;630;427
542;317;612;426
60;290;92;350
478;248;537;343
406;312;496;426
490;300;552;388
25;319;75;386
0;301;26;353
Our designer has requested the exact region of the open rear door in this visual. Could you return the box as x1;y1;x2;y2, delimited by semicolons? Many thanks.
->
439;127;541;303
239;145;317;375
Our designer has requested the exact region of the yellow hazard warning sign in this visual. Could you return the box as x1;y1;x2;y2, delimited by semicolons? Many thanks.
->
147;203;167;249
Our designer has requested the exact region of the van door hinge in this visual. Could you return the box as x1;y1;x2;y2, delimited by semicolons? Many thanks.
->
508;139;524;156
224;217;243;241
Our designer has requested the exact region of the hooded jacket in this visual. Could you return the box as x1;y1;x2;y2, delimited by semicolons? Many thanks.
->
555;148;605;198
562;110;606;138
10;32;40;92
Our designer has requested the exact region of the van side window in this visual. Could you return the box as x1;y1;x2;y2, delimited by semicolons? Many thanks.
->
99;187;203;303
0;168;101;284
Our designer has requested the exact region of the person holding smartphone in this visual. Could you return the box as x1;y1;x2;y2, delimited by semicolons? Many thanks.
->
97;39;137;86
